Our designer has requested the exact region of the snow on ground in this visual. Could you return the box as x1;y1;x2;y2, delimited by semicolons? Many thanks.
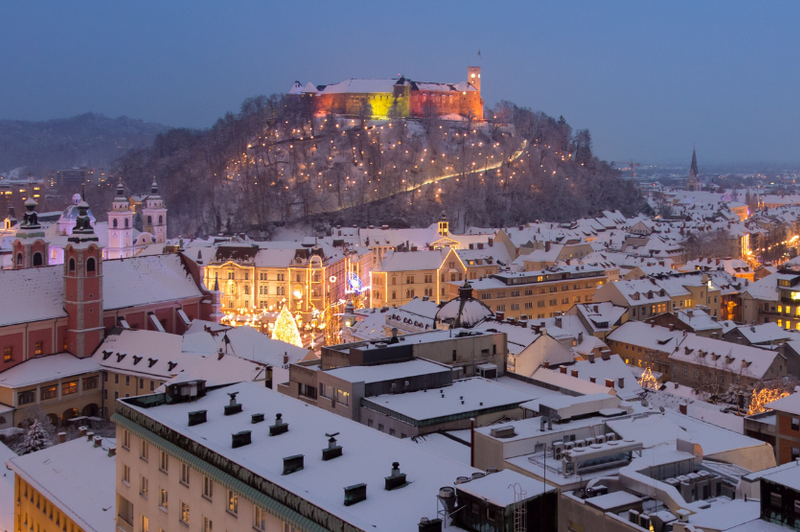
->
406;433;471;465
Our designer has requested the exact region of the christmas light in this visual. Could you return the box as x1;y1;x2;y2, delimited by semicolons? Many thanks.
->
272;306;303;347
638;367;658;391
747;387;790;416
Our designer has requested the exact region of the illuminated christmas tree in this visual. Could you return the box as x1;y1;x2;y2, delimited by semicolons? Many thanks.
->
272;306;303;347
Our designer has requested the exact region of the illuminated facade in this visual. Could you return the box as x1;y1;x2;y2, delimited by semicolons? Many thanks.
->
371;248;467;307
289;66;484;121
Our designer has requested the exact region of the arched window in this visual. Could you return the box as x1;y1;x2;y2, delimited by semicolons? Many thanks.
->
391;276;397;286
32;252;43;267
112;219;118;228
405;290;410;298
124;218;129;228
158;215;163;224
16;253;22;266
392;291;396;300
86;257;96;273
68;258;75;272
147;215;152;225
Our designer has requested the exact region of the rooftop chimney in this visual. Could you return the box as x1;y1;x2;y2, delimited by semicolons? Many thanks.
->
58;432;66;443
270;413;289;436
605;378;614;389
560;366;567;374
385;462;408;490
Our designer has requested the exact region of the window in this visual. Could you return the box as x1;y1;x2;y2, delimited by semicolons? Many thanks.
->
525;302;533;309
203;476;213;500
86;257;96;272
126;375;130;386
140;475;149;498
122;464;131;484
683;365;688;376
792;417;800;431
253;507;265;531
122;429;130;449
227;490;238;515
141;515;149;532
18;390;35;405
83;376;98;390
160;451;169;472
140;440;149;461
180;502;190;525
3;346;12;362
34;341;43;355
511;304;519;311
68;258;75;272
159;489;168;510
203;517;212;532
770;492;782;508
180;463;190;485
496;305;506;312
61;380;78;395
336;389;350;406
41;386;57;400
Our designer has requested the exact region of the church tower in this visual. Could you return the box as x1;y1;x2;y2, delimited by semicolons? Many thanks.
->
142;179;167;244
107;179;134;259
64;197;104;358
438;212;449;236
12;197;48;269
467;66;481;94
686;149;700;192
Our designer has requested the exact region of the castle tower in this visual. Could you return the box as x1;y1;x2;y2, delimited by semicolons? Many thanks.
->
438;212;449;236
467;66;481;94
12;197;48;269
142;179;167;244
686;148;700;192
63;198;104;358
107;179;134;259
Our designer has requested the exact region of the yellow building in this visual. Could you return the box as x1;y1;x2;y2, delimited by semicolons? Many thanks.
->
8;432;117;532
371;247;467;307
0;353;102;428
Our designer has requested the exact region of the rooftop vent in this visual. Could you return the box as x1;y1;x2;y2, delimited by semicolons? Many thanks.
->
102;350;112;360
224;392;243;416
116;353;126;363
490;425;516;438
251;413;265;424
419;518;443;532
188;410;207;426
231;431;251;448
282;454;304;475
384;462;408;491
147;357;158;368
270;413;289;436
344;483;367;506
168;361;178;371
322;432;343;461
132;355;142;365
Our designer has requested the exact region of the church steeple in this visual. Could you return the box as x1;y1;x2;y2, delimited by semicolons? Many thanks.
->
686;148;700;191
64;196;104;357
108;178;134;259
12;197;48;269
142;177;167;244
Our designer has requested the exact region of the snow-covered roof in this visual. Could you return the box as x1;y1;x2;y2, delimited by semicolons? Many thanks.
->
324;359;451;384
7;436;116;532
669;333;782;381
118;381;501;531
362;377;535;422
730;322;790;345
530;367;615;396
103;254;204;310
92;330;193;379
455;469;554;507
377;249;448;272
0;266;67;327
569;354;644;400
0;353;100;388
318;78;399;94
765;392;800;416
0;441;16;532
607;321;683;353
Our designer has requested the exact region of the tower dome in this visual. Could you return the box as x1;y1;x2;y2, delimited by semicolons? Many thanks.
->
434;280;493;330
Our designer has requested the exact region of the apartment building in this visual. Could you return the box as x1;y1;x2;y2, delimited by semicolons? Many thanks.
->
449;265;606;320
371;247;467;306
765;393;800;465
741;268;800;330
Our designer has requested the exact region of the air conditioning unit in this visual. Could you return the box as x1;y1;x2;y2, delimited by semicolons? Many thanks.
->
574;439;586;448
584;437;596;446
564;442;576;451
606;433;616;442
552;442;566;460
595;435;606;444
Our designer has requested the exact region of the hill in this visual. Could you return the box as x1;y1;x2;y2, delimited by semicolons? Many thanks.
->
114;95;649;237
0;113;168;175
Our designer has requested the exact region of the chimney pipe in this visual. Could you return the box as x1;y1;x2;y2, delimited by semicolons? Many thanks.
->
560;366;567;374
618;377;624;389
571;369;579;378
58;432;66;444
605;378;614;389
679;403;687;415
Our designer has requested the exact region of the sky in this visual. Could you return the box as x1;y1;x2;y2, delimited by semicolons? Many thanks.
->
1;1;799;166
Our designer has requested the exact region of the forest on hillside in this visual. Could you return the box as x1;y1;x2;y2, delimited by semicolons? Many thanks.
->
114;95;649;238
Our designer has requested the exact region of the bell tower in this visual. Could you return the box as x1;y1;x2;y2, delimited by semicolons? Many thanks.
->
12;197;48;269
107;179;134;259
142;179;167;244
467;66;481;94
438;212;449;236
64;197;104;358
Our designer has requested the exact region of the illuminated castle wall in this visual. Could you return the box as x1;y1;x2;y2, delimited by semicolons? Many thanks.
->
289;67;484;120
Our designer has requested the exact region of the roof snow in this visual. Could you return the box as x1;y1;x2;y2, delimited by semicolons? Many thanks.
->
0;353;100;388
103;255;203;310
765;392;800;416
324;359;451;384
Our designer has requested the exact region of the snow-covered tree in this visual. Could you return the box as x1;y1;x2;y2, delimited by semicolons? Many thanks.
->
18;420;51;455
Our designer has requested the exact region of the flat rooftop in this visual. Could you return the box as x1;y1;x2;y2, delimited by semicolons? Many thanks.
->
323;359;451;384
118;382;491;532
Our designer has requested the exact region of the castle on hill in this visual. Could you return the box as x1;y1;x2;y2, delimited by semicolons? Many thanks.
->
288;66;484;121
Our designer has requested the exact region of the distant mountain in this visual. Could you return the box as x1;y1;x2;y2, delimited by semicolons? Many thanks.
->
0;113;169;174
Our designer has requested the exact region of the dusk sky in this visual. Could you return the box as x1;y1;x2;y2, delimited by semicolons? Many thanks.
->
1;1;798;165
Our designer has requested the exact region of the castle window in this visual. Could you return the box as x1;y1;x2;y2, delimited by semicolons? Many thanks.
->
68;258;75;272
86;257;96;273
15;253;22;267
32;253;43;267
112;219;118;228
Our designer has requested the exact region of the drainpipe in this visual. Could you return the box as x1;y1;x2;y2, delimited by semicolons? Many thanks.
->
470;417;475;468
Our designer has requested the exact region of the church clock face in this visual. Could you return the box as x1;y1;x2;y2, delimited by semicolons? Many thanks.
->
112;231;118;238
